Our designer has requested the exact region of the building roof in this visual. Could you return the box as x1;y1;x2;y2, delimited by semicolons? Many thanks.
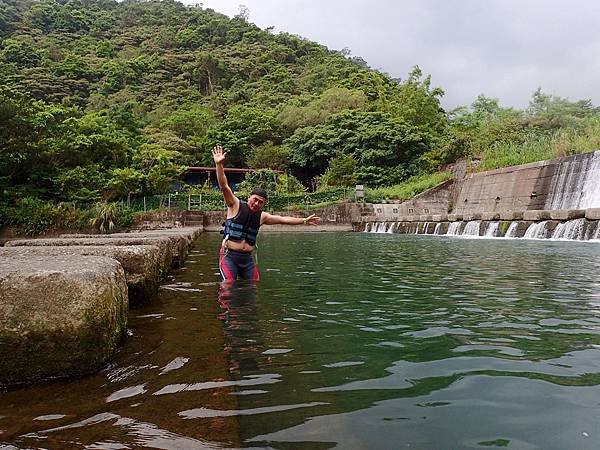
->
186;166;283;174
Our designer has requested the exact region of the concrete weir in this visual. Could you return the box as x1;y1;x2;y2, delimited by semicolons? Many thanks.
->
0;226;202;386
363;151;600;241
363;212;600;241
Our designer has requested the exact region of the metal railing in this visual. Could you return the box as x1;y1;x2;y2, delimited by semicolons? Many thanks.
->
122;188;352;213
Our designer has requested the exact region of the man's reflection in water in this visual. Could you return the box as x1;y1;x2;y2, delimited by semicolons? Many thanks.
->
217;280;260;375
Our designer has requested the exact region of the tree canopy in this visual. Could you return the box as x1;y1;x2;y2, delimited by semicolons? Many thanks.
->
1;0;598;207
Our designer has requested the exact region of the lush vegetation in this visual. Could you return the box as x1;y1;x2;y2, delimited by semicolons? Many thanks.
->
1;0;599;233
364;172;452;204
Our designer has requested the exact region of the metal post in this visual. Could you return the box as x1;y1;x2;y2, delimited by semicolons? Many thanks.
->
168;193;171;211
188;194;191;211
143;196;146;212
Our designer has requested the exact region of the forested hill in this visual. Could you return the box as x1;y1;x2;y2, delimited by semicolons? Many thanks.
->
1;0;450;203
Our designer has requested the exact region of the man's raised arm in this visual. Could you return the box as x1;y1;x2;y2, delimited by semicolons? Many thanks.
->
212;145;237;208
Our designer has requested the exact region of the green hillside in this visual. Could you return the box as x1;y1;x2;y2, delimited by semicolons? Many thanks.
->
1;0;599;232
0;0;449;203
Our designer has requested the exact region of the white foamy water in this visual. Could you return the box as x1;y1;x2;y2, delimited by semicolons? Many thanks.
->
523;221;549;239
447;222;462;235
545;151;600;210
462;221;481;236
485;222;500;237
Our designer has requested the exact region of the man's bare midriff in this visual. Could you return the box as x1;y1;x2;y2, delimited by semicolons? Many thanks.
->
222;238;254;252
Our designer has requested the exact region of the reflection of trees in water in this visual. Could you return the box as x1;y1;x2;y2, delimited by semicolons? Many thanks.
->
210;233;600;447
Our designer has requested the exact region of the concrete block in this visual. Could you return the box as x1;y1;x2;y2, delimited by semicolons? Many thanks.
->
0;245;162;307
62;228;200;268
6;236;175;273
481;212;501;221
0;256;128;386
448;214;463;222
523;210;552;221
586;208;600;220
549;209;585;220
499;211;524;221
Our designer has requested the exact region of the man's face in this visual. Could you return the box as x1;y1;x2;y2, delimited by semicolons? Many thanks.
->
248;194;266;212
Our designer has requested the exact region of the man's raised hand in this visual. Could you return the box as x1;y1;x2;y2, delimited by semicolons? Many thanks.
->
212;145;227;165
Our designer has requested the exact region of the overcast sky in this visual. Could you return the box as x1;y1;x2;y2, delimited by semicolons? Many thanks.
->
183;0;600;111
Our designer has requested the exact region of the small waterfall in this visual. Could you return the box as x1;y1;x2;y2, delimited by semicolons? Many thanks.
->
423;222;430;234
523;221;549;239
485;221;500;237
545;151;600;209
552;218;586;240
367;222;385;233
462;221;481;236
447;222;462;235
364;222;371;232
433;223;442;235
387;222;396;234
505;222;519;238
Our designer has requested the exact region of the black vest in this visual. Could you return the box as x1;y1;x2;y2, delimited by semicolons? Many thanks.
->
221;200;262;246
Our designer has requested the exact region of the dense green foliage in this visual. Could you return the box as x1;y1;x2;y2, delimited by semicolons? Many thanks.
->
0;0;448;205
365;172;451;203
1;0;599;232
447;91;600;172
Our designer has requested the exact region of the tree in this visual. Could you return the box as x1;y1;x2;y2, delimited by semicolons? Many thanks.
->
133;144;185;194
317;153;356;189
206;105;280;166
247;141;289;170
285;110;429;184
107;167;145;202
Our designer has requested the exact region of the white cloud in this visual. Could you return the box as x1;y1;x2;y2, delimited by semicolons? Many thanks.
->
189;0;600;109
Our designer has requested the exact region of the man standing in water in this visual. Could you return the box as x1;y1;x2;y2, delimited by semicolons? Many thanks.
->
212;145;320;281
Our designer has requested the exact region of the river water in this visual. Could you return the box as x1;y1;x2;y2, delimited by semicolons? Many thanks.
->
3;232;600;449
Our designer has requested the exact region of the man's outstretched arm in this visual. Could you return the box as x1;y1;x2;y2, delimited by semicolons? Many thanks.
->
212;145;237;208
261;213;321;226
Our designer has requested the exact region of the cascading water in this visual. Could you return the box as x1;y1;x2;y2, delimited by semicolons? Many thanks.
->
552;218;586;240
447;222;462;235
433;223;442;235
523;221;549;239
545;151;600;210
462;221;481;236
505;222;519;238
485;221;500;237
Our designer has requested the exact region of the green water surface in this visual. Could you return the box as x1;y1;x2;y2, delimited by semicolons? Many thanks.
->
2;232;600;449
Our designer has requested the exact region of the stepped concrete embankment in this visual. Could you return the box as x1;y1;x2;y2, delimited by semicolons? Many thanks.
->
0;256;128;386
7;235;176;272
0;226;202;386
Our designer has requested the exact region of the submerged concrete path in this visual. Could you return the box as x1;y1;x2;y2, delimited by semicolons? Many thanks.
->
0;226;202;386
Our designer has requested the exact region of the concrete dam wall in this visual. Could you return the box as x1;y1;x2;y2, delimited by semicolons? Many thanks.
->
365;150;600;241
454;150;600;215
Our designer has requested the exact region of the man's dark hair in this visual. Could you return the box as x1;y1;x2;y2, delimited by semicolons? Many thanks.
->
250;187;268;201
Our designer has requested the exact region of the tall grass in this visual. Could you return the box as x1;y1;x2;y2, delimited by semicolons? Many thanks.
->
365;172;452;203
478;117;600;172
